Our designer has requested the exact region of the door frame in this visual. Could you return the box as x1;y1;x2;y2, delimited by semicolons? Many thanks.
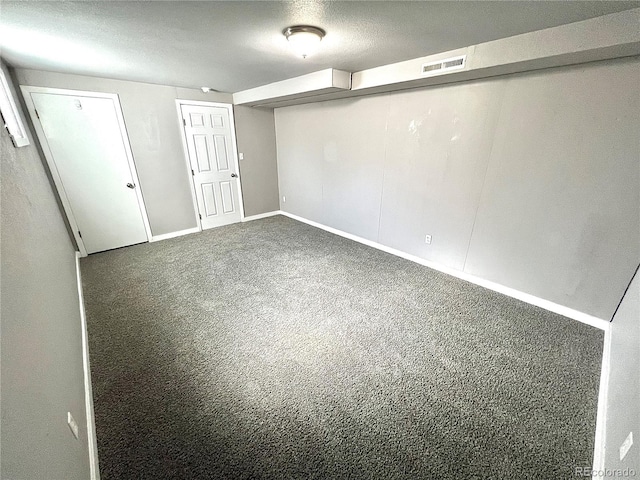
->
175;99;246;230
20;86;152;256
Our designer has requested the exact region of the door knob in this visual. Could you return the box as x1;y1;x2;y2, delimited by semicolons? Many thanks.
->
231;173;238;178
126;183;136;189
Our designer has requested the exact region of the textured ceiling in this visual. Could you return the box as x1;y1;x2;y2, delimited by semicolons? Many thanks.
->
1;1;639;92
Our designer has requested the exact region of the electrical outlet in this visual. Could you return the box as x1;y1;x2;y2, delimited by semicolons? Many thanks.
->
67;412;79;440
282;196;286;203
620;431;633;461
425;234;432;245
239;153;244;160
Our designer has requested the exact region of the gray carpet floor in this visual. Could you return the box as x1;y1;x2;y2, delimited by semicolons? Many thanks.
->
81;215;603;480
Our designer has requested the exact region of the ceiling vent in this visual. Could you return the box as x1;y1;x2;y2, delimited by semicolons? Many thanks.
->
421;55;466;76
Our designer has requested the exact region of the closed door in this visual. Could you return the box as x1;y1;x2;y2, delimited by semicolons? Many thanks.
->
180;104;241;229
28;91;149;254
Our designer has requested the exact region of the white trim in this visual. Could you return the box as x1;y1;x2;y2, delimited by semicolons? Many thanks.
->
175;99;233;108
241;211;280;222
0;62;30;147
593;325;612;472
19;86;153;255
75;252;100;480
278;210;609;330
150;226;200;242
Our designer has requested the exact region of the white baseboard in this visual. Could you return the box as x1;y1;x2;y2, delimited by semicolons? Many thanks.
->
75;253;100;480
279;209;613;467
150;212;279;241
278;210;609;330
73;208;611;476
592;326;612;472
242;211;281;222
150;226;200;243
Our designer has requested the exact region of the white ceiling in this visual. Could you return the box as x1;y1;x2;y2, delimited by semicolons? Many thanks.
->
1;1;639;93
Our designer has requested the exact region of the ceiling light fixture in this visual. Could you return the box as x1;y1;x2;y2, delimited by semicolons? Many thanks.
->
283;25;326;59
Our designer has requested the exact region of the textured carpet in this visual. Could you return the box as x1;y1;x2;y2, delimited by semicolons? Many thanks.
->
81;215;603;480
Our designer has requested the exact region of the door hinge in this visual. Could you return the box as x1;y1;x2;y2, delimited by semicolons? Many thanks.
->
78;230;82;238
183;118;187;126
35;109;40;119
199;213;202;220
191;169;195;176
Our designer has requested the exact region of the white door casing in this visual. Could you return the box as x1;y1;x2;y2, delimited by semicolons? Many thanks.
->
177;101;243;230
21;86;151;255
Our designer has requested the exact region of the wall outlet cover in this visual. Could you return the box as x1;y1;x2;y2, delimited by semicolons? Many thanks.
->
425;234;432;245
620;431;633;461
67;411;79;440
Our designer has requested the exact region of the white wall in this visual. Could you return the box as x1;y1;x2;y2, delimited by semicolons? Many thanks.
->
1;125;90;476
275;57;640;320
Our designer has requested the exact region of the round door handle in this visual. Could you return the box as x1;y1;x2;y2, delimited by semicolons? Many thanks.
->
231;173;238;178
126;183;136;189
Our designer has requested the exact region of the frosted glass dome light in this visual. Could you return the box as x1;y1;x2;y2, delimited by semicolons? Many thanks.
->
283;25;326;59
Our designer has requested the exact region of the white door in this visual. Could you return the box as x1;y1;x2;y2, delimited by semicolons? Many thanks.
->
26;90;149;254
180;104;242;229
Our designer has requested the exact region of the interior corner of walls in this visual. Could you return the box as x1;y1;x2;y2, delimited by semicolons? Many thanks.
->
609;263;640;322
600;266;639;471
274;162;282;202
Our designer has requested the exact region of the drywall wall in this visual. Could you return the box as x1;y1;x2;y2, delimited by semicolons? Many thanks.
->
13;69;275;235
275;57;640;320
1;127;90;476
604;269;639;472
463;60;639;319
233;106;280;216
275;95;389;240
379;79;506;269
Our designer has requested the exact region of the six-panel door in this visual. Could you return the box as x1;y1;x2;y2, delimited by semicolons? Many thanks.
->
181;104;241;230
